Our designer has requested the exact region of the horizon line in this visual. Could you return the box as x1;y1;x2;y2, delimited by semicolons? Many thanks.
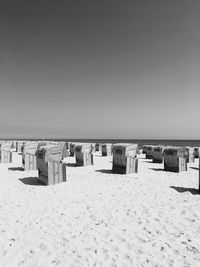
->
0;137;200;141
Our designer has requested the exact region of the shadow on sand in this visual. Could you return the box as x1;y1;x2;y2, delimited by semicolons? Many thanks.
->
190;167;199;171
9;167;24;171
95;169;113;174
19;177;45;186
66;163;82;167
170;186;199;195
149;168;164;172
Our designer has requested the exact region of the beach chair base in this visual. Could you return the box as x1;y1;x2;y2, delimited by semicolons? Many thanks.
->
75;153;93;166
152;158;163;163
146;154;153;159
38;161;67;185
24;154;37;171
187;156;195;163
112;156;138;174
0;151;12;163
164;158;187;173
102;151;112;157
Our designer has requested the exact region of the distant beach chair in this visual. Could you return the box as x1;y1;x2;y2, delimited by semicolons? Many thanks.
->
21;142;26;154
194;147;199;158
22;141;48;171
152;146;165;163
90;143;95;153
145;145;155;159
36;144;66;185
69;143;76;157
15;141;18;152
95;143;100;152
17;141;25;153
74;143;93;166
112;143;139;174
58;141;69;158
0;142;12;163
163;147;188;172
101;144;112;156
10;141;17;152
142;145;147;154
186;147;195;163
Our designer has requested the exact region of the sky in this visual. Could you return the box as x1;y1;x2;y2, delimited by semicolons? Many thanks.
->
0;0;200;139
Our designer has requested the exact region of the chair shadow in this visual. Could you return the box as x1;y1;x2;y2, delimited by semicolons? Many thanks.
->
65;163;76;167
9;167;24;171
95;169;113;174
190;167;199;171
170;186;199;195
19;177;46;186
66;163;81;167
149;168;164;172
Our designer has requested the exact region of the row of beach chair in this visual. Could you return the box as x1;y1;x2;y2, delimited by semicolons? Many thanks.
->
142;145;199;172
0;141;199;186
0;141;140;185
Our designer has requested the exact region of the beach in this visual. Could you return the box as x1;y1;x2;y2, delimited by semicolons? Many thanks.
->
0;151;200;267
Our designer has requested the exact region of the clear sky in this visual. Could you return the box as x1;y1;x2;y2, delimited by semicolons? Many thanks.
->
0;0;200;139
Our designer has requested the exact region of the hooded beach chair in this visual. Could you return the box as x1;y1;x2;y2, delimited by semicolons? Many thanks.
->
112;143;139;174
36;144;66;185
163;146;188;172
74;143;93;166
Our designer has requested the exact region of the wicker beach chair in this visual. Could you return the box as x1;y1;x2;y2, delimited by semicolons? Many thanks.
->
36;144;66;185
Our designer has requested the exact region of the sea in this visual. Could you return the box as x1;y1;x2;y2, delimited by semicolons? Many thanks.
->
6;139;200;149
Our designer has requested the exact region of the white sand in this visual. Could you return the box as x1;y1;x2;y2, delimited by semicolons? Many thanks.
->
0;151;200;267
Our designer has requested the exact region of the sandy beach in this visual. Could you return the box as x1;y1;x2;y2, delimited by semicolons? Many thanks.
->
0;151;200;267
